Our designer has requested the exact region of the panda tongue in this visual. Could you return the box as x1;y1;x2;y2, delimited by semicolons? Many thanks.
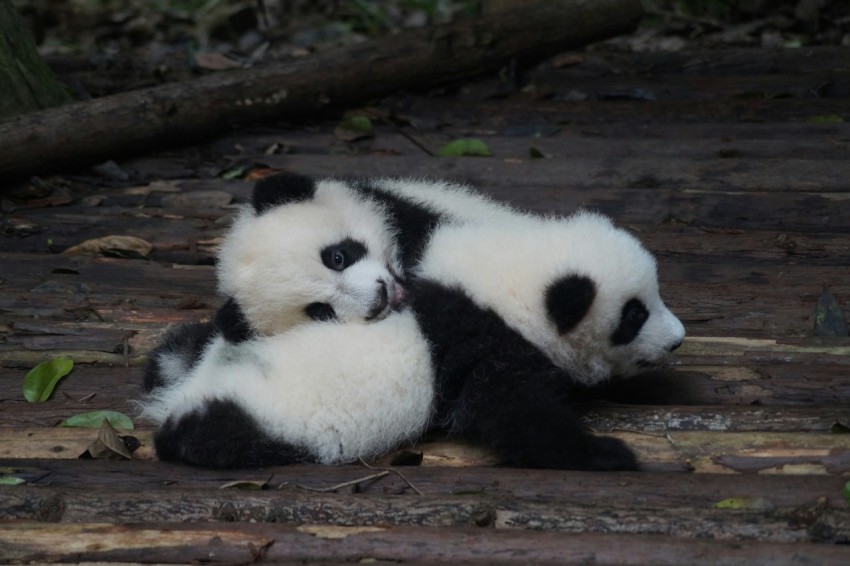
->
389;281;407;310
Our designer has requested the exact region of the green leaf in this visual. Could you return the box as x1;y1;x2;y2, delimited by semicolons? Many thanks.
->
0;477;26;486
713;497;773;510
339;115;373;134
529;146;546;159
334;115;375;142
335;115;374;142
808;114;844;124
62;410;135;430
713;497;747;509
832;422;850;434
220;165;248;180
436;138;493;157
844;481;850;504
22;357;74;403
813;287;849;337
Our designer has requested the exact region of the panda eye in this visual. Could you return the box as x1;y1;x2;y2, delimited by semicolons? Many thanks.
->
321;239;367;271
625;303;648;324
610;298;650;346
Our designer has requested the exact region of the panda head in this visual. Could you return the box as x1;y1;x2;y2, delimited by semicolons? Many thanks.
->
417;211;685;385
217;173;406;335
540;213;685;382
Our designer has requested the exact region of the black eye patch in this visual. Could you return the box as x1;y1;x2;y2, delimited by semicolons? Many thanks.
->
321;238;368;271
610;298;649;346
545;274;596;334
305;302;337;322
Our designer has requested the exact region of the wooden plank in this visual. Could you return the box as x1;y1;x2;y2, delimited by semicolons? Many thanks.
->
1;522;848;564
211;124;850;161
259;153;850;195
385;95;850;125
527;70;850;103
2;427;849;475
580;404;849;433
3;459;847;508
1;486;848;543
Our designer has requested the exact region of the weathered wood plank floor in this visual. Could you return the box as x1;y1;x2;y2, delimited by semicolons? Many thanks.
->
2;46;849;564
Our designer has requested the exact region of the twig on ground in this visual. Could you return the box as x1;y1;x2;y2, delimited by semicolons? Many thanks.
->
359;458;424;496
294;471;390;493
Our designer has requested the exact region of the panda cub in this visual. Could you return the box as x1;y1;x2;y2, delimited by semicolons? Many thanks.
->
339;176;686;470
143;174;406;393
140;175;432;468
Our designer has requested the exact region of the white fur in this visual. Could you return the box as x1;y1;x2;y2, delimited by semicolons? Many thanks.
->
415;210;686;385
141;310;434;464
217;180;403;335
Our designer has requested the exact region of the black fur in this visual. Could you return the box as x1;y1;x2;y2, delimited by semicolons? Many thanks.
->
545;274;596;335
144;299;254;394
351;181;443;271
252;173;317;214
305;302;337;322
214;298;254;343
154;398;308;468
143;321;217;392
410;279;638;471
611;298;649;346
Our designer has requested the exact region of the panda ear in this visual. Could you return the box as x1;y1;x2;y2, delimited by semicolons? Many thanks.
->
252;173;317;213
545;274;596;334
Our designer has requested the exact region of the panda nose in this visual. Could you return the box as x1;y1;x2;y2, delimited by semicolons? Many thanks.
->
668;339;683;352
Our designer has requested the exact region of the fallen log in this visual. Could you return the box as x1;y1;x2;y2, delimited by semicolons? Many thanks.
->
0;0;642;181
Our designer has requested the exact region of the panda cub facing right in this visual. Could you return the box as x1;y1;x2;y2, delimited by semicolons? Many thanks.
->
342;176;686;470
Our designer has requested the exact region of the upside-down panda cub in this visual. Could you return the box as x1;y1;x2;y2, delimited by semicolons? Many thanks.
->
142;175;407;393
140;176;433;468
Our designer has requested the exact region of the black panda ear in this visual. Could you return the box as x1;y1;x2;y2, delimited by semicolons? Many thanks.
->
252;173;317;214
214;298;254;343
545;274;596;334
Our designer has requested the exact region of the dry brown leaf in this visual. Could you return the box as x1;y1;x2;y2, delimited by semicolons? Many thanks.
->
296;525;386;540
64;235;153;257
80;419;134;461
194;52;243;71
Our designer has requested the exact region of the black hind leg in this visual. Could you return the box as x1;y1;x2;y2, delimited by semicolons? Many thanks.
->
457;367;639;471
155;398;309;469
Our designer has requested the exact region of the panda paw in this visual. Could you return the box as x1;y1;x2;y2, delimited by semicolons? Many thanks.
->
581;435;640;471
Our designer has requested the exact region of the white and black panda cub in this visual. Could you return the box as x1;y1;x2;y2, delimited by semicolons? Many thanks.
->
143;174;407;393
141;175;433;469
336;176;686;471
